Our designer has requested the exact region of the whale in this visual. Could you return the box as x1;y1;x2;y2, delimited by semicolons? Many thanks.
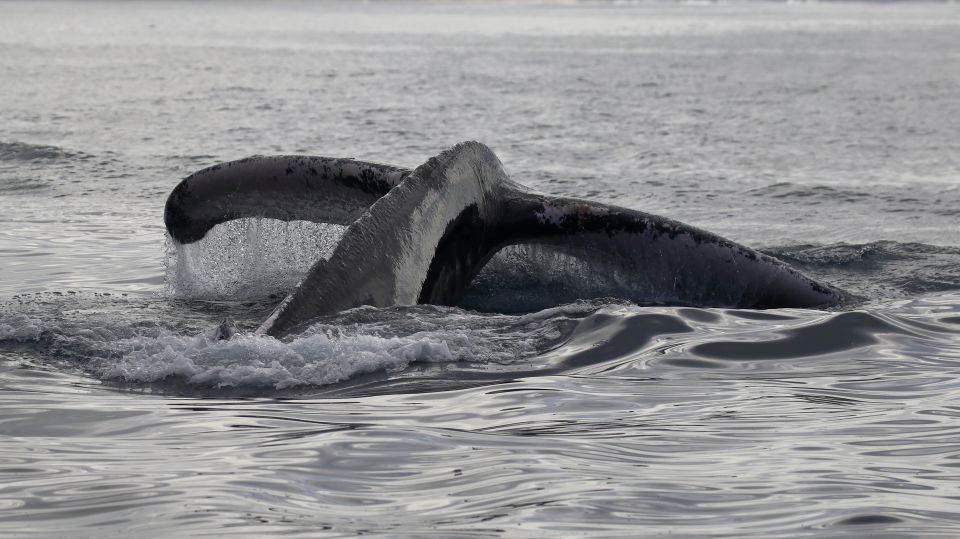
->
165;141;842;337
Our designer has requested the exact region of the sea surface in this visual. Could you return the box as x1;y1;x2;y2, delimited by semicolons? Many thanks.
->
2;1;960;537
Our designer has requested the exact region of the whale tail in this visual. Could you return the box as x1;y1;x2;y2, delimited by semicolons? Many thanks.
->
164;155;409;244
254;142;840;337
164;142;842;338
254;142;509;336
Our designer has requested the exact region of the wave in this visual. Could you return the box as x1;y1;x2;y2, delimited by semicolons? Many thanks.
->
2;291;958;395
0;141;88;193
767;241;960;268
747;181;960;217
0;294;594;392
748;182;873;204
766;241;960;298
0;141;77;162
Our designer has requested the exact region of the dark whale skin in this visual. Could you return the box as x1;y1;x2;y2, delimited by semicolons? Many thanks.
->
163;142;842;337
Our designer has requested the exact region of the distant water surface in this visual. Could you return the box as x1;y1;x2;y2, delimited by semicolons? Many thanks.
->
1;1;959;537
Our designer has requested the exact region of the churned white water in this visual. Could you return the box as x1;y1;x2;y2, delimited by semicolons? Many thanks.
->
1;1;960;537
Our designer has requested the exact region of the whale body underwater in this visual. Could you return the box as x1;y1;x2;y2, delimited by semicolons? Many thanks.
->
164;142;842;337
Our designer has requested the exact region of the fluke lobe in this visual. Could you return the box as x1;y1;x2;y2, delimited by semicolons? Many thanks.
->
164;142;841;337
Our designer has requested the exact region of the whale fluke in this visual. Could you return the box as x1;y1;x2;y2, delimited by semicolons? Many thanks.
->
164;155;409;244
164;142;842;337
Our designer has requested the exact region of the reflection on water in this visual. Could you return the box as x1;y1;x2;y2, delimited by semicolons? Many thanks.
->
2;293;960;536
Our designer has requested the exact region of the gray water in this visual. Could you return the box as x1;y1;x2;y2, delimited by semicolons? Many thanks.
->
2;1;960;537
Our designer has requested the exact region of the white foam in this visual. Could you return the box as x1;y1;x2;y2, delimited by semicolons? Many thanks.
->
0;313;43;342
2;296;600;389
95;329;463;389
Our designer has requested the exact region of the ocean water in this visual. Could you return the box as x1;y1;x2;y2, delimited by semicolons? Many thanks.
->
2;1;960;537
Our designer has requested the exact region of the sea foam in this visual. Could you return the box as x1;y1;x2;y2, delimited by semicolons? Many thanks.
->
94;329;459;389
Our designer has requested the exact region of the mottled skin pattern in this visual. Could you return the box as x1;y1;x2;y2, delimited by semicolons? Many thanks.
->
164;142;842;337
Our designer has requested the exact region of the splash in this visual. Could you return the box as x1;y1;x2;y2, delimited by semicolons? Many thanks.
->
164;219;344;300
93;329;458;389
0;294;600;390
